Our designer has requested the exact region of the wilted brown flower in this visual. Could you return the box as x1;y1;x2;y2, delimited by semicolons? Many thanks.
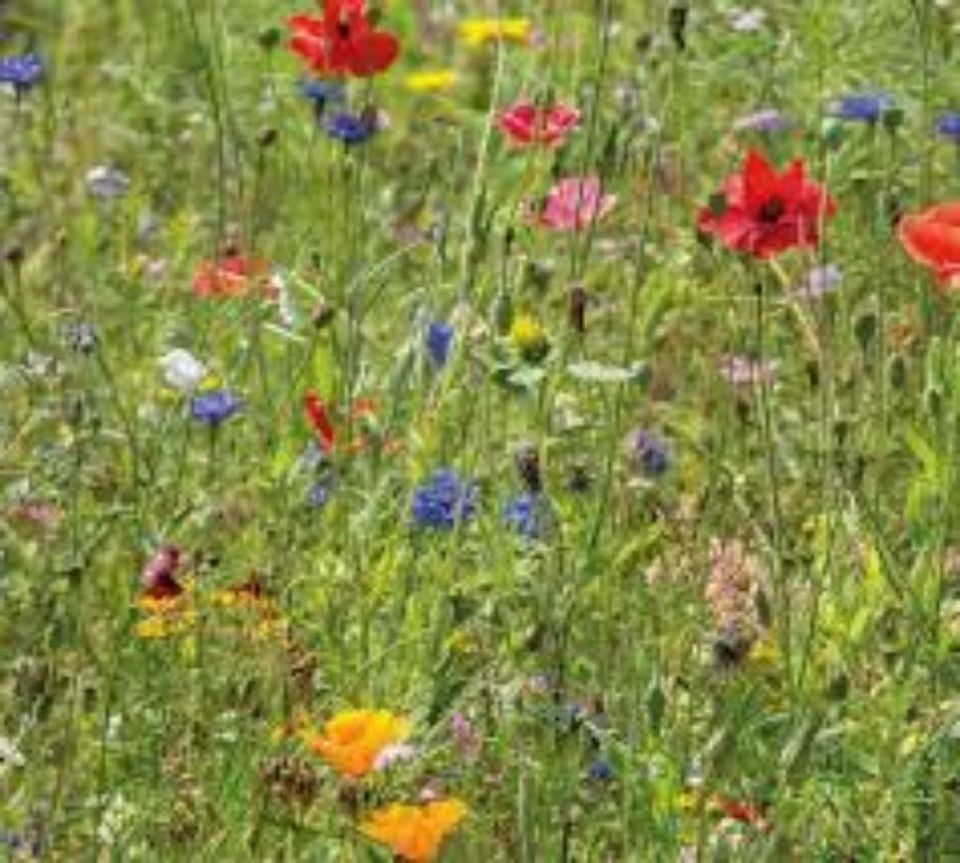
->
705;539;763;666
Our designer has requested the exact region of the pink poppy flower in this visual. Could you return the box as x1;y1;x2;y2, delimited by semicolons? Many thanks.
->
497;101;580;147
534;176;615;232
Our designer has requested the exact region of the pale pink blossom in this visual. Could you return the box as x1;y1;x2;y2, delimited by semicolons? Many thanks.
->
533;176;615;232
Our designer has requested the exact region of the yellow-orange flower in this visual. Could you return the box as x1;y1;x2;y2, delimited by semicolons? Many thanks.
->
135;605;196;639
310;709;410;778
360;799;469;862
405;70;457;93
458;18;532;47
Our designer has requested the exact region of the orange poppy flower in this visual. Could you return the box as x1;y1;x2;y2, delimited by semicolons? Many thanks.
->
360;798;468;862
192;256;273;299
304;391;400;455
898;202;960;289
310;709;410;778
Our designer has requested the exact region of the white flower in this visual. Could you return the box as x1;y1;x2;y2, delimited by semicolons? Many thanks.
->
373;743;418;771
0;735;24;774
158;349;206;393
729;8;767;32
86;165;131;199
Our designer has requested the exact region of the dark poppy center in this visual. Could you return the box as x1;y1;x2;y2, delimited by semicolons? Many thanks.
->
759;197;786;223
336;19;352;39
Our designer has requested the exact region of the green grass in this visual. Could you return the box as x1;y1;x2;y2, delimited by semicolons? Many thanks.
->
1;0;959;859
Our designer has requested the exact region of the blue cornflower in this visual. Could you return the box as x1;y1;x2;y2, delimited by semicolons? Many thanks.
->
0;53;43;90
503;492;550;540
937;112;960;141
832;92;894;123
412;469;478;530
588;756;616;782
624;429;671;477
324;110;380;145
308;480;333;509
299;79;346;111
426;321;454;369
190;390;242;426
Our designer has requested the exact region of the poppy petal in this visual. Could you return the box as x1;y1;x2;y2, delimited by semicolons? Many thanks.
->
304;390;337;451
899;214;960;271
924;202;960;228
742;150;778;205
347;31;400;76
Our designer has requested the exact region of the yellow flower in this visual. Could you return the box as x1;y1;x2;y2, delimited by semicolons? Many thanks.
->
310;709;410;778
459;18;532;47
360;798;469;862
135;606;196;640
405;70;457;94
509;314;549;361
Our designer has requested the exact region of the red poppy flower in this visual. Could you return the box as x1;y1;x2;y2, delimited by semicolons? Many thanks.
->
193;256;273;299
289;0;400;78
497;101;581;147
305;390;337;452
710;795;772;831
304;391;399;455
898;202;960;289
698;150;835;259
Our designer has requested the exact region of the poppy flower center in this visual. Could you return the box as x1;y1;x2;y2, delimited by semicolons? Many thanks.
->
336;16;353;39
759;197;786;223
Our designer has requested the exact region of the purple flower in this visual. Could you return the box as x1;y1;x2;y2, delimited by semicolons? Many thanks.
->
426;321;454;368
503;492;550;540
624;429;671;477
588;757;615;782
732;109;789;133
450;712;481;759
412;469;478;530
832;92;894;123
299;79;345;109
307;480;333;509
937;112;960;141
190;390;242;426
0;53;43;90
324;110;381;145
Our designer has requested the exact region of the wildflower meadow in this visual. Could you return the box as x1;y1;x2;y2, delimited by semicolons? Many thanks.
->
2;1;960;859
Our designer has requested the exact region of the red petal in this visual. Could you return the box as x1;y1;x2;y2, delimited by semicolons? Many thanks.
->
899;213;960;272
346;31;400;76
741;150;778;206
304;390;337;451
289;13;326;36
924;202;960;227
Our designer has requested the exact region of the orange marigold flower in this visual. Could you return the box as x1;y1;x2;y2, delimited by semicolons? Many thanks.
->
310;709;410;778
360;798;469;862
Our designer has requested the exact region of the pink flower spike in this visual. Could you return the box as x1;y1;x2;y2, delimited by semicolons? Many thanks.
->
497;101;581;147
535;176;616;232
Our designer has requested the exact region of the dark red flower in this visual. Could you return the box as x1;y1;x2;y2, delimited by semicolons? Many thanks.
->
140;545;185;602
698;150;835;259
289;0;400;78
898;202;960;289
